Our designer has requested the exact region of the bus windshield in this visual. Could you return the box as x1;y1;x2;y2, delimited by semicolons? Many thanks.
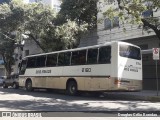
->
119;44;141;60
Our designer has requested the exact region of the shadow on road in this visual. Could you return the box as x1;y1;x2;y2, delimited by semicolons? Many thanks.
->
0;87;159;112
0;87;142;101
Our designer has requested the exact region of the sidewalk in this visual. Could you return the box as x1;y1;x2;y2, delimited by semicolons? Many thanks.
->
104;90;160;102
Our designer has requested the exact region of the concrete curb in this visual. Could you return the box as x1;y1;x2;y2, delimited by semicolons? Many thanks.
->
103;93;160;102
146;96;160;102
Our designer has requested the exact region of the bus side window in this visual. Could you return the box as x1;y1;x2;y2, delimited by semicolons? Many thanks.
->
46;54;57;67
58;53;65;66
99;46;111;64
71;51;78;65
78;50;86;65
36;55;46;67
27;57;36;68
58;52;71;66
87;48;98;64
71;50;86;65
64;52;71;66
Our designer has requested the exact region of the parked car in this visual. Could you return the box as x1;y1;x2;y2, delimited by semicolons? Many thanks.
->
2;74;19;89
0;76;4;86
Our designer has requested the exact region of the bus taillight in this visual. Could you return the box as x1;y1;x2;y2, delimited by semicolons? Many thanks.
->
114;79;121;85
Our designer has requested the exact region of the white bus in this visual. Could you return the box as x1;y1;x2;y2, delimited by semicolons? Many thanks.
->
18;41;142;95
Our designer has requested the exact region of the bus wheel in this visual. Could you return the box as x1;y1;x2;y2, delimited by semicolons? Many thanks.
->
25;80;33;92
67;81;78;96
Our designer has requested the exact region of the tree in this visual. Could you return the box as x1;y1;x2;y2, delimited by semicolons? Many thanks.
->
103;0;160;40
0;34;15;76
40;19;88;52
0;0;58;75
59;0;98;29
22;2;56;52
55;20;88;49
0;0;25;75
22;1;88;52
0;0;93;75
56;0;98;47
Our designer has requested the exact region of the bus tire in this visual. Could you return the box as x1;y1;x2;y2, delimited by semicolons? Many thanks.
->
25;80;33;92
67;81;78;96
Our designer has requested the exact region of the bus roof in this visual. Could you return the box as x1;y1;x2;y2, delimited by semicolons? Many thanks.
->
23;41;140;58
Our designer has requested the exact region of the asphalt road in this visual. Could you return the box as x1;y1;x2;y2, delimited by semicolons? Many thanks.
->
0;87;160;117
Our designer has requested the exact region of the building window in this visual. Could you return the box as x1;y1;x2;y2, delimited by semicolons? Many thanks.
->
29;0;35;2
29;0;42;2
104;17;119;30
25;50;29;56
53;5;61;12
142;10;153;18
105;0;115;4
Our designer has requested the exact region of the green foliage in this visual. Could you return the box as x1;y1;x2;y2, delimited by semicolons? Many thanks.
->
0;0;97;75
55;20;88;49
0;0;24;75
40;20;88;52
24;2;56;38
41;0;95;51
102;0;160;39
59;0;98;29
22;2;57;52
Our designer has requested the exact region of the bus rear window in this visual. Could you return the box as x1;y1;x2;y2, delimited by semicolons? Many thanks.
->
119;45;141;60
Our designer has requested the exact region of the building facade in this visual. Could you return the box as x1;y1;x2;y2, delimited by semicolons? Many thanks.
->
23;0;61;12
79;0;160;90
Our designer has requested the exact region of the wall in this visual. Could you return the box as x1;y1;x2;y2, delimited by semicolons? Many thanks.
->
79;0;160;90
22;39;43;57
24;0;61;12
80;0;160;46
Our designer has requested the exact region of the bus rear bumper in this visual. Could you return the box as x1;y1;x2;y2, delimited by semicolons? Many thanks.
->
113;79;142;91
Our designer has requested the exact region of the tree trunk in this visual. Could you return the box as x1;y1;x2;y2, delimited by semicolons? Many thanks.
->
142;19;160;40
25;34;46;52
116;0;160;40
2;54;12;76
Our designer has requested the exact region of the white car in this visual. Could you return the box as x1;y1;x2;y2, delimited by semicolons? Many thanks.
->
2;74;19;89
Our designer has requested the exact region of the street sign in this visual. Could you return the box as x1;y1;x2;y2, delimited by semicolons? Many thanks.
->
152;48;159;96
153;48;159;60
